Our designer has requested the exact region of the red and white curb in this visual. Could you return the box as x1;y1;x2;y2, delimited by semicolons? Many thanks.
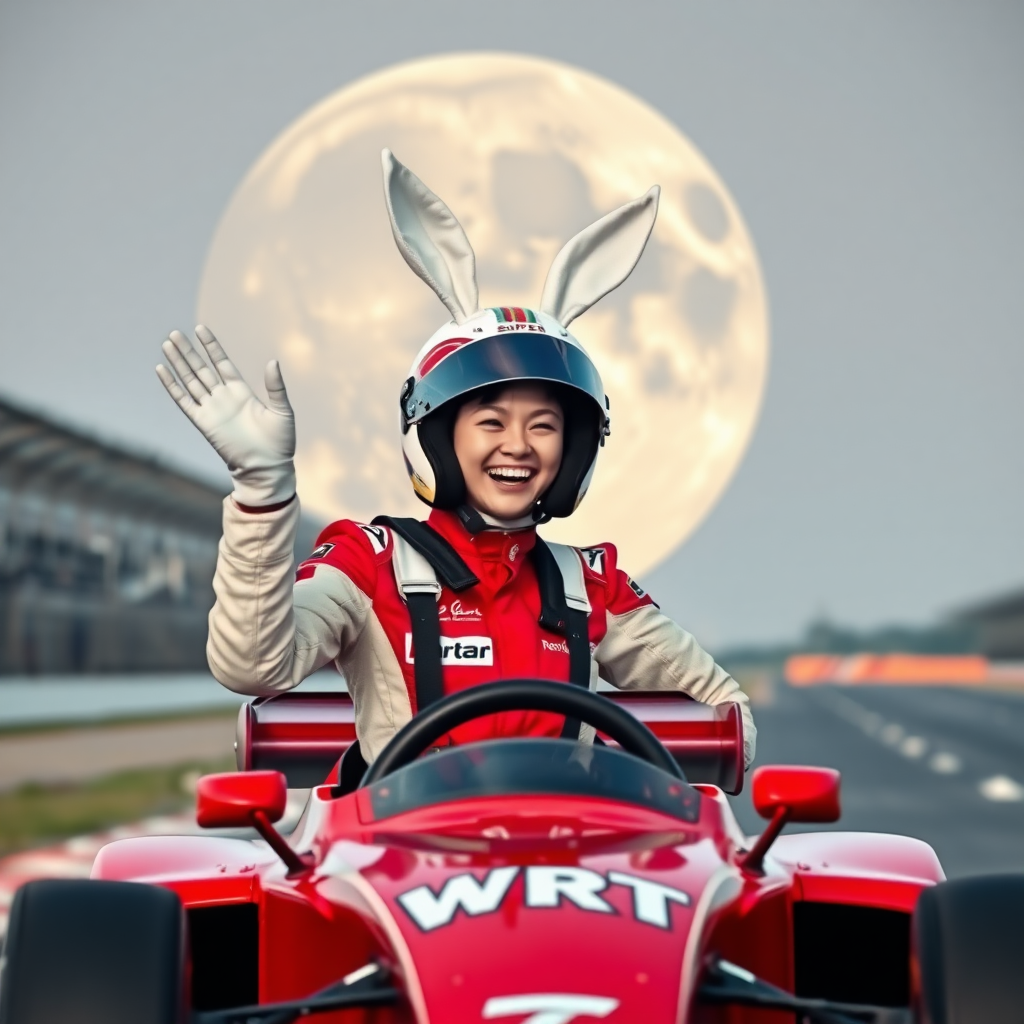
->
0;792;309;939
0;814;197;939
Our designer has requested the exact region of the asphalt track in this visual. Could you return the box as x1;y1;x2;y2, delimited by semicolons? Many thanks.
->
727;682;1024;880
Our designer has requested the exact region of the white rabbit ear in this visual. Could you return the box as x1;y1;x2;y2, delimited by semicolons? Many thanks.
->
381;148;479;325
540;185;661;327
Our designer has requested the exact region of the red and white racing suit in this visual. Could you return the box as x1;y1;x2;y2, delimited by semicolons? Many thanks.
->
207;499;756;766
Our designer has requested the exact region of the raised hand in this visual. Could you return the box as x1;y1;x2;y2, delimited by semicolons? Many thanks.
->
156;326;296;508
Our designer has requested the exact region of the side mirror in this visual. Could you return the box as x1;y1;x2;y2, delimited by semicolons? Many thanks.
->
752;765;841;824
741;766;841;874
196;770;286;828
196;771;311;876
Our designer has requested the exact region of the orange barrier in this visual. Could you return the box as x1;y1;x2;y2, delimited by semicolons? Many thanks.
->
785;654;991;686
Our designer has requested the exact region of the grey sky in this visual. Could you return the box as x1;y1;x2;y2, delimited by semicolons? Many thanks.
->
1;1;1021;648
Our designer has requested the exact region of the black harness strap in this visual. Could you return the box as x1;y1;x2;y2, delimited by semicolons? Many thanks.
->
406;590;444;712
372;517;478;715
532;539;592;740
372;516;479;592
370;518;591;736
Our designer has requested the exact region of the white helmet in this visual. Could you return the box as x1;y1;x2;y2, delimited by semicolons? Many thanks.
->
382;149;660;521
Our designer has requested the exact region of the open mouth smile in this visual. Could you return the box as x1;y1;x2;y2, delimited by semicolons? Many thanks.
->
486;467;536;486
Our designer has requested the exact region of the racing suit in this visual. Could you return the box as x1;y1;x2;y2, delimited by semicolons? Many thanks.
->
207;498;756;766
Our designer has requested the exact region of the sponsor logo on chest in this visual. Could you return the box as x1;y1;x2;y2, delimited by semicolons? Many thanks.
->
438;599;482;622
405;634;494;666
541;638;570;655
541;638;598;656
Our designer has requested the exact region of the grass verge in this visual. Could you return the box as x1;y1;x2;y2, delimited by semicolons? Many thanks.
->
0;758;234;857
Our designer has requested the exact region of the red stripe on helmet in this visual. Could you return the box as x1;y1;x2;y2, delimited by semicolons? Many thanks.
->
500;307;513;323
512;307;526;322
417;338;471;378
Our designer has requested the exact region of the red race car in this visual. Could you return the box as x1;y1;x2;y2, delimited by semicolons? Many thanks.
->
2;680;1022;1024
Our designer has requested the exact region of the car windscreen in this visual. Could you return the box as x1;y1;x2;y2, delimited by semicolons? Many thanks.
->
366;739;702;823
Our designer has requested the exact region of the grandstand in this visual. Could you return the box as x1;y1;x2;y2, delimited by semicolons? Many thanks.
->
953;588;1024;660
0;396;318;674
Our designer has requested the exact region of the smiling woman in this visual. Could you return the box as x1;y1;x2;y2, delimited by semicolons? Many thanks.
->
453;385;565;521
156;142;758;780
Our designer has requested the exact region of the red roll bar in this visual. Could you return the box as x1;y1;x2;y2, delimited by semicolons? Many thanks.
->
236;689;744;794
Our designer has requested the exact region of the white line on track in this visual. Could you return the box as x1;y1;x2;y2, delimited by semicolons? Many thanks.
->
928;751;961;774
808;688;981;782
879;723;904;746
899;736;928;759
979;776;1024;802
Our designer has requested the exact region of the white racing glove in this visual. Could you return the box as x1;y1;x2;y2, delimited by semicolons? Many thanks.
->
156;326;296;508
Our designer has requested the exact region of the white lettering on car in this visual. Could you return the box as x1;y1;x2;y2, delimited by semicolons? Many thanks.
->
395;868;690;931
483;994;619;1024
404;634;494;666
606;871;691;928
525;867;614;914
397;866;519;931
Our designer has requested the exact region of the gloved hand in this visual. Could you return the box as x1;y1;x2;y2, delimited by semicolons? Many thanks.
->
156;326;296;508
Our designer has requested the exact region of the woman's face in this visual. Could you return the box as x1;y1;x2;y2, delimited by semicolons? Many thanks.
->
452;384;564;521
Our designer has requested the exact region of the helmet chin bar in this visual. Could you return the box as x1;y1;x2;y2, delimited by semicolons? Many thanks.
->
455;503;549;535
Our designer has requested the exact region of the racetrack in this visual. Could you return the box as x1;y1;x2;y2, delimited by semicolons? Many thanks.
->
728;682;1024;879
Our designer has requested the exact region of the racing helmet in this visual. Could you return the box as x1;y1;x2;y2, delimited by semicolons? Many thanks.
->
382;149;660;520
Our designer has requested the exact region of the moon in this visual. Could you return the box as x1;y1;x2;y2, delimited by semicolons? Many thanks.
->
197;52;769;576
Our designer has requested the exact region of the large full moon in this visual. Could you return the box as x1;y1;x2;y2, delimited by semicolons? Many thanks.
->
197;53;768;576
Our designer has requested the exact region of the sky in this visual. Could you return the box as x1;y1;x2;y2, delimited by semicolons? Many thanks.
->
1;1;1022;649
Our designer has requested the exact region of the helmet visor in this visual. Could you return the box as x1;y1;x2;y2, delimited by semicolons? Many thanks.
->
405;333;605;426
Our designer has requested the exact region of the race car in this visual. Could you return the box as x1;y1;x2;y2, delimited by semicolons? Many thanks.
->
1;679;1021;1024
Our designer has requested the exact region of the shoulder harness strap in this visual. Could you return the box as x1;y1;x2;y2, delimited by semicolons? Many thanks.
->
372;517;478;714
532;539;593;740
372;516;479;591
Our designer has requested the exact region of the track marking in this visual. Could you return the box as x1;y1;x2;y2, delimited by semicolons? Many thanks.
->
814;689;883;734
979;776;1024;802
928;752;961;774
818;689;969;775
899;736;927;759
806;687;993;789
879;723;904;747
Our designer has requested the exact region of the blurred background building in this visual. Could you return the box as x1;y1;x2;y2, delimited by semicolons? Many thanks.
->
0;396;319;674
953;591;1024;661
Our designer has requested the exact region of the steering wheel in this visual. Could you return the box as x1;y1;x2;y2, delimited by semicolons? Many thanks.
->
361;679;683;786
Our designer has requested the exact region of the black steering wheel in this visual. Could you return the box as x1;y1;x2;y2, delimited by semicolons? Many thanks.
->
361;679;683;786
